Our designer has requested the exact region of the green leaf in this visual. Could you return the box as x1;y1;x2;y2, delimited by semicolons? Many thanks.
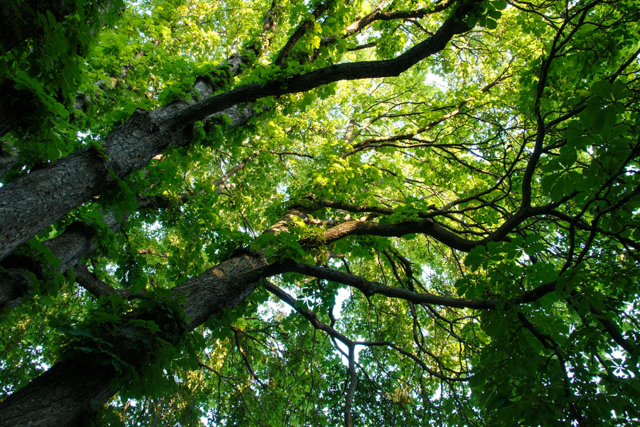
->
611;80;632;100
524;234;542;245
558;145;577;167
464;246;487;271
492;0;508;10
590;80;612;99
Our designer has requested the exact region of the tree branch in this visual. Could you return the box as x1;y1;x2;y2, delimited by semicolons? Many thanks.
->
282;262;498;309
74;263;147;300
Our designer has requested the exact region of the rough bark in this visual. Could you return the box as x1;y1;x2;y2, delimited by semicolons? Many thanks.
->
0;71;258;263
0;210;121;309
0;110;159;261
0;360;118;427
0;152;257;310
0;250;268;425
0;0;479;262
1;198;590;424
0;190;189;310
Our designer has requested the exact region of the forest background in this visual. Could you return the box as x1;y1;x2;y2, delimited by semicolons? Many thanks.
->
0;0;639;425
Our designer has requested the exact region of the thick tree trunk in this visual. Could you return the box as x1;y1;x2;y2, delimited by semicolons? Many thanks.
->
0;252;269;425
0;192;181;309
0;116;260;309
0;109;169;262
0;360;117;427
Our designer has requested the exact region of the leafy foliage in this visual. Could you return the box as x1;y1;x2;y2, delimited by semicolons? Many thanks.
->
1;0;640;425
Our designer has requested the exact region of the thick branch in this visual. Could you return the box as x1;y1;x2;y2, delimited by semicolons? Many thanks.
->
0;214;122;310
74;263;147;300
304;202;555;253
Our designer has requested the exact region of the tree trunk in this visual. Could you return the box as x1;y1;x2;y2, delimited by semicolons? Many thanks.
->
0;189;191;310
0;251;269;425
0;360;117;427
0;109;168;262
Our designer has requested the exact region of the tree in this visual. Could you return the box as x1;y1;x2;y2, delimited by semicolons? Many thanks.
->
0;0;639;425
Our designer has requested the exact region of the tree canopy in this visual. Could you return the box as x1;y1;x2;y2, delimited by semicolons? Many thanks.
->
1;0;639;425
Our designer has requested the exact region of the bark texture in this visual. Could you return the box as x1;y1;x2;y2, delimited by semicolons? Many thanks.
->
0;211;120;310
0;251;269;425
0;360;117;427
0;199;520;424
0;110;169;261
0;191;183;310
0;2;481;422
